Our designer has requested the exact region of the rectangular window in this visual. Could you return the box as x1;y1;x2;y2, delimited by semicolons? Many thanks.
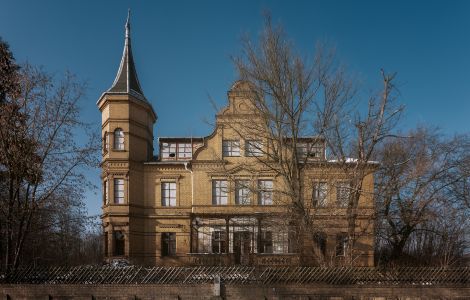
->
177;143;192;159
222;140;240;157
336;233;348;257
212;180;228;205
258;180;273;205
114;178;124;204
260;231;273;253
161;232;176;256
313;232;327;257
211;230;226;253
235;180;251;205
114;129;125;150
313;182;327;207
161;182;176;206
114;231;125;256
104;180;109;204
296;143;323;160
336;182;350;207
161;143;177;159
245;140;263;157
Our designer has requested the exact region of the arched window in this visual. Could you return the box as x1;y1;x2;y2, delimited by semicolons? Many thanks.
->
114;128;124;150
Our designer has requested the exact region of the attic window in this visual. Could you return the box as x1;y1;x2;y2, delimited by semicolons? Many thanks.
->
162;143;177;159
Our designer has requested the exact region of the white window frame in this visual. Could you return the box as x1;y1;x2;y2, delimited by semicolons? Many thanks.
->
245;140;263;157
177;143;192;159
212;180;228;205
222;140;240;157
114;129;125;150
161;182;177;207
258;180;273;205
336;182;350;207
161;143;177;159
235;180;251;205
114;178;125;204
313;182;328;207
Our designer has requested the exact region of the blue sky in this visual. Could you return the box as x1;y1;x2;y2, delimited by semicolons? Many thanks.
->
1;0;469;217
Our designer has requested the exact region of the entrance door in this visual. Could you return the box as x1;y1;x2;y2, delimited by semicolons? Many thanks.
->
233;231;251;265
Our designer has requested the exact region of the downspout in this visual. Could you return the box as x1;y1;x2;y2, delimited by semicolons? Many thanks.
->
184;162;194;213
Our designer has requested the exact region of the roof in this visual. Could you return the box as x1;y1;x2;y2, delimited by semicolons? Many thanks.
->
107;10;147;102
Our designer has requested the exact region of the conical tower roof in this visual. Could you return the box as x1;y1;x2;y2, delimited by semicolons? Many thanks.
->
108;10;147;102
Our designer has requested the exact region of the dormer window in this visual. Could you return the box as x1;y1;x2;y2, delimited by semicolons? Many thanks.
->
296;143;323;160
162;143;177;159
222;140;240;157
114;128;125;150
178;143;192;159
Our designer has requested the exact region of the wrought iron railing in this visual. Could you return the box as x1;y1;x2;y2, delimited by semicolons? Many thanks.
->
1;266;468;285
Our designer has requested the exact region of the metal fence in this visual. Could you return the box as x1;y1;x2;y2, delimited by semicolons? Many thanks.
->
1;266;468;285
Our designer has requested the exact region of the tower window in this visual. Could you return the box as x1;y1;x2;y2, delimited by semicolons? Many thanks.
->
161;182;176;206
114;128;125;150
104;180;109;205
114;178;125;204
103;131;109;153
114;231;125;256
222;140;240;157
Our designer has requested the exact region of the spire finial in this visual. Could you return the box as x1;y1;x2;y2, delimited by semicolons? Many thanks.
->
125;9;131;39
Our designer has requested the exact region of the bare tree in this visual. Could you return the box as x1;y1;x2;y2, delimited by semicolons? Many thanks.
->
228;15;402;265
375;128;470;266
0;56;99;271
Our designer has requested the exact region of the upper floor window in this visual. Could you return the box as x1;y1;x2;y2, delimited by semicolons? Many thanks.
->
313;182;328;207
103;180;109;205
161;232;176;256
178;143;192;159
235;180;251;205
336;182;350;207
222;140;240;157
114;178;124;204
161;143;177;159
161;182;176;207
212;180;228;205
103;131;109;153
114;128;125;150
296;143;323;160
258;180;273;205
245;140;263;157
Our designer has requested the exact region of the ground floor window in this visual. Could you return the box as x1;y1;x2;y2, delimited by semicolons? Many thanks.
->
161;232;176;256
114;231;125;256
336;233;348;256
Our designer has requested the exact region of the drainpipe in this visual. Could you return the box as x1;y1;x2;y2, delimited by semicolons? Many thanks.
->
184;162;194;213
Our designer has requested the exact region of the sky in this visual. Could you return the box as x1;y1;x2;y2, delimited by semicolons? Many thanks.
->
1;0;469;217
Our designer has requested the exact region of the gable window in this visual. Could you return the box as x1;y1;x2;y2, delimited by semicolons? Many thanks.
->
235;180;251;205
161;232;176;256
336;182;350;207
114;128;124;150
114;231;125;256
161;182;176;206
212;180;228;205
222;140;240;157
114;178;124;204
103;180;109;205
258;180;273;205
245;140;263;157
161;143;177;159
313;182;328;207
336;233;348;257
178;143;192;159
211;230;227;253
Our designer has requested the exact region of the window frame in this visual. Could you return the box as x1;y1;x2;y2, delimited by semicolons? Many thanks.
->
336;233;348;257
245;140;263;157
211;230;227;254
212;180;228;205
258;180;273;205
313;182;328;207
114;178;125;204
113;128;125;150
235;180;251;205
222;140;241;157
103;180;109;205
161;182;177;207
161;232;176;256
177;143;192;159
161;142;177;159
336;182;351;208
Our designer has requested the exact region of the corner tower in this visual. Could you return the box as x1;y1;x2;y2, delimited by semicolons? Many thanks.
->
97;10;157;263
